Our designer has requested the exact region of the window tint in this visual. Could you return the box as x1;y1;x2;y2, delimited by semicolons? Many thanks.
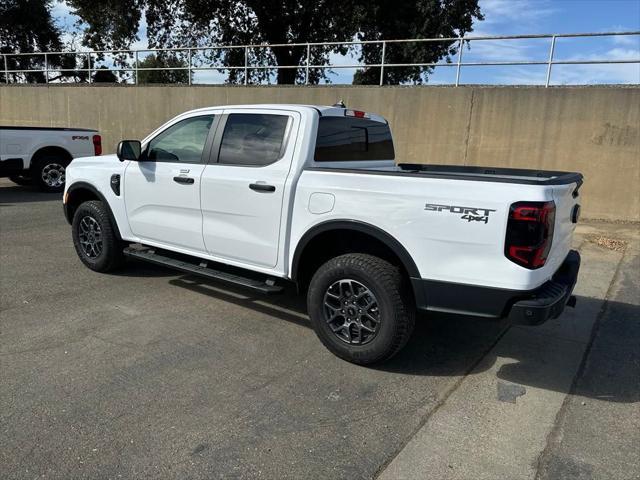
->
147;115;214;163
218;114;289;166
314;117;395;162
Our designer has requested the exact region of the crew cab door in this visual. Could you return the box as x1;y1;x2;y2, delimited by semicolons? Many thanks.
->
124;114;218;252
201;109;297;268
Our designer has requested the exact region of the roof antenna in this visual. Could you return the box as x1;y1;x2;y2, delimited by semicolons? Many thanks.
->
332;99;346;108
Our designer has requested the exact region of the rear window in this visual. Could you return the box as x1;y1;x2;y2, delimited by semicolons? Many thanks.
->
314;116;395;162
218;113;290;166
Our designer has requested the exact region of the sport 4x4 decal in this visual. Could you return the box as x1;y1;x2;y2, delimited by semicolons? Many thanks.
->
424;203;496;224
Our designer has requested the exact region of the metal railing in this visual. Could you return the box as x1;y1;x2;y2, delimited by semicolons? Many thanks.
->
2;31;639;86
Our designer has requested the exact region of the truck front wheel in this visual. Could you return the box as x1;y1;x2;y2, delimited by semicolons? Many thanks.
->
72;200;125;272
307;254;415;365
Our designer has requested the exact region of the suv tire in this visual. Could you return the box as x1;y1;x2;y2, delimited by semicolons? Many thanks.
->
307;253;415;365
72;200;125;272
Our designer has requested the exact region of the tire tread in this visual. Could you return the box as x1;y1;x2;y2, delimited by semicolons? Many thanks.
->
72;200;125;272
307;253;415;365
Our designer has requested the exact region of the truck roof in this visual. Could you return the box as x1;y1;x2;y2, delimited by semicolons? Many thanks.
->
181;104;388;123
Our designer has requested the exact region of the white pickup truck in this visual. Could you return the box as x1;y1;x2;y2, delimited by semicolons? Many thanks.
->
0;126;102;192
63;104;582;365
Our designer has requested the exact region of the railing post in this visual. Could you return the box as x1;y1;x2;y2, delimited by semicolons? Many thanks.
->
44;53;49;83
379;41;386;86
3;55;8;83
188;48;192;85
545;35;556;87
244;47;248;85
455;38;463;86
305;43;310;85
134;50;138;85
87;52;92;83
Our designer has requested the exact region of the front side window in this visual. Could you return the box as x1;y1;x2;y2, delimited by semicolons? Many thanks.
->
147;115;214;164
314;116;395;162
218;114;289;166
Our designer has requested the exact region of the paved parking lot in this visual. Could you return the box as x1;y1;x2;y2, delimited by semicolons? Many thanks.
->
1;178;638;479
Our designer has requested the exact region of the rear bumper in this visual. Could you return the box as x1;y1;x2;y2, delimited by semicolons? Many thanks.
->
508;250;580;325
411;250;581;325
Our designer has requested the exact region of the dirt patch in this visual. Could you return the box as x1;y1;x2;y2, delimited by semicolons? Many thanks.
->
586;235;627;252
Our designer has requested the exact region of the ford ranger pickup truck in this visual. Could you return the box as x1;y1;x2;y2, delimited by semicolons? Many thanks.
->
63;104;582;365
0;126;102;192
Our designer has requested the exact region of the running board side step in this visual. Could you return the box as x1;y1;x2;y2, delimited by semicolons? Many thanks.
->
123;247;284;295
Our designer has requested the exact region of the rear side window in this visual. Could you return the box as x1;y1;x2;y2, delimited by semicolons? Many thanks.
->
314;117;395;162
218;113;290;166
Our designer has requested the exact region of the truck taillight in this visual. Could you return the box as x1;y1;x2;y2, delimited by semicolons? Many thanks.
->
93;134;102;156
505;201;555;269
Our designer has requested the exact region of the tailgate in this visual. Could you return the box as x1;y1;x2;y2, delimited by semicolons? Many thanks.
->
548;181;581;270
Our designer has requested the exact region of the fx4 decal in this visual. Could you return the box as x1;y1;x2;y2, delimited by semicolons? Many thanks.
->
72;135;89;140
425;203;497;224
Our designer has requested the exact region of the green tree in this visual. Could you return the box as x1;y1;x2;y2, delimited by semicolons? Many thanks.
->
136;54;190;84
0;0;83;83
66;0;483;85
354;0;483;84
93;66;119;82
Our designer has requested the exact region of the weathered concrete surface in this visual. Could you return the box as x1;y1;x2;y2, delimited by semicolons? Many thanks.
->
536;227;640;480
1;85;638;220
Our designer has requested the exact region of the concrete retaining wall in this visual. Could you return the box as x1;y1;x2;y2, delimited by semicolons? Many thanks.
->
1;85;638;221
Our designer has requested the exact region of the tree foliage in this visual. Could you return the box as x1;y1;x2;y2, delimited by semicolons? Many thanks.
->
136;54;190;84
0;0;70;82
5;0;483;85
354;0;483;85
68;0;483;84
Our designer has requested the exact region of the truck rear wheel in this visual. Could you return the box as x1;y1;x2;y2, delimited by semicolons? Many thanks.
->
72;200;125;272
307;253;415;365
34;155;70;192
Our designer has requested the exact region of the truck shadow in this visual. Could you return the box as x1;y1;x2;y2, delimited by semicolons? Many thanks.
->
168;274;640;404
0;183;61;204
375;295;639;404
169;275;309;328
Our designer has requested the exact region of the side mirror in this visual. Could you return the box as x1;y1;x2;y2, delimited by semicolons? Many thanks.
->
117;140;142;162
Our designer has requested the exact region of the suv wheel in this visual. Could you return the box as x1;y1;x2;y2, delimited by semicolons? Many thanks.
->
34;155;70;192
307;253;415;365
72;200;125;272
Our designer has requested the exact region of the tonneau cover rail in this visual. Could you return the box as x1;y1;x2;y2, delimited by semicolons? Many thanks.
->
306;164;583;186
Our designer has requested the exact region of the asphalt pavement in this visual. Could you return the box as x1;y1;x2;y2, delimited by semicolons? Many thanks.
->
1;179;638;479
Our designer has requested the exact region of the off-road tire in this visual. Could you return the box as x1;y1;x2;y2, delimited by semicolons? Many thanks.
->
72;200;125;272
307;253;415;365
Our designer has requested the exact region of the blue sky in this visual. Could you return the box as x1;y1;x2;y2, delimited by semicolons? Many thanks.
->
51;0;640;85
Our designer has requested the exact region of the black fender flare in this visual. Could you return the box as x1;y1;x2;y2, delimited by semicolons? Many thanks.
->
291;219;420;281
64;182;123;241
